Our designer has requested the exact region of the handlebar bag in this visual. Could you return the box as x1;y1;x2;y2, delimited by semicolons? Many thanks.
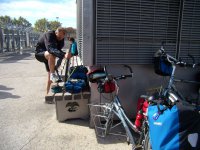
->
154;56;173;76
148;102;200;150
97;81;115;93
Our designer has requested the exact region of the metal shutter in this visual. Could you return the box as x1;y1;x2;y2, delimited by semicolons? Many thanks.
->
96;0;180;64
179;0;200;63
77;0;83;58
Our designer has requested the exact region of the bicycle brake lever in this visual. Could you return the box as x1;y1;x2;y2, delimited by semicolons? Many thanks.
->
188;54;195;64
123;65;133;76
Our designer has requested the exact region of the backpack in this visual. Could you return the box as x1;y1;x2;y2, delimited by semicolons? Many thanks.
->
70;42;78;56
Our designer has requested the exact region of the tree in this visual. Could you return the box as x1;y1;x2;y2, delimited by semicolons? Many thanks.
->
0;15;12;27
0;16;31;29
49;21;61;31
34;18;49;32
34;18;62;32
17;16;32;27
66;27;76;38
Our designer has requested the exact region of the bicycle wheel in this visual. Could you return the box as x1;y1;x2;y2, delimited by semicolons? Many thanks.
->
103;103;114;135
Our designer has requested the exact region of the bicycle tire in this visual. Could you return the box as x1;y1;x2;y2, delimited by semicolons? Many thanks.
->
104;115;113;135
103;105;114;135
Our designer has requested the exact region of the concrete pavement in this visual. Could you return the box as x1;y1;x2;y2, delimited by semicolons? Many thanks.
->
0;49;130;150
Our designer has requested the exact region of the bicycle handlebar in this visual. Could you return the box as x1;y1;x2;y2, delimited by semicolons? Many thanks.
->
124;64;133;74
114;74;133;80
160;48;200;68
103;65;133;82
167;54;200;68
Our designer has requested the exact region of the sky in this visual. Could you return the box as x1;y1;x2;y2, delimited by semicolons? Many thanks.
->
0;0;77;28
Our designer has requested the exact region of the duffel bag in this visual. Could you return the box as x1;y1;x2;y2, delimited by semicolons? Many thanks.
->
65;80;86;94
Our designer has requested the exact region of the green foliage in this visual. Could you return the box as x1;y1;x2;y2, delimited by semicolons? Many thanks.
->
34;18;49;32
49;21;61;31
34;18;62;32
66;27;76;37
0;15;12;27
0;15;76;36
0;15;31;28
16;16;32;27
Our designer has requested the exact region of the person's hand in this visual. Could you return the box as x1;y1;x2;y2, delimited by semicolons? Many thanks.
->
65;53;72;59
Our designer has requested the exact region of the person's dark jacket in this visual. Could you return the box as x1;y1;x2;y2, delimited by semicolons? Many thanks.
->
35;31;65;58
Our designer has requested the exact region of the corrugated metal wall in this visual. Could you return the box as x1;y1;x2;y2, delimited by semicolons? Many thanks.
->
77;0;94;65
95;0;200;65
77;0;83;59
96;0;180;64
179;0;200;63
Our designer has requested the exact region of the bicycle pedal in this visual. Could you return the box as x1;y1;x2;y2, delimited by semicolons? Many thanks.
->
127;137;130;145
56;79;63;83
133;145;143;150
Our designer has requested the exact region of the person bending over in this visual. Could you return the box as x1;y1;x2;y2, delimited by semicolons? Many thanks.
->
35;27;71;96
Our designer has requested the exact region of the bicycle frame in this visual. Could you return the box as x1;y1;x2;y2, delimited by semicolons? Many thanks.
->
111;95;141;145
163;64;186;102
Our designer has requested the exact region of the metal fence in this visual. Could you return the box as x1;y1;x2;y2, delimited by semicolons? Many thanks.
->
0;27;41;53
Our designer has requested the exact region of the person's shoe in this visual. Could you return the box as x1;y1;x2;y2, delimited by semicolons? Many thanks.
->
45;95;54;104
50;73;59;83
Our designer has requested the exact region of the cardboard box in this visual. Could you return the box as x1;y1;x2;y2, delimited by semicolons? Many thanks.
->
55;92;90;122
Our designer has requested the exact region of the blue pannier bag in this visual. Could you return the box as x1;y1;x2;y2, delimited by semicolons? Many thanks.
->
148;102;200;150
65;80;86;94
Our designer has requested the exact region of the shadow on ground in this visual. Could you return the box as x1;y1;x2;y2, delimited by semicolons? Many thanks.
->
95;122;128;145
0;85;20;100
0;85;14;91
0;49;34;63
62;118;89;127
0;91;21;100
63;118;128;145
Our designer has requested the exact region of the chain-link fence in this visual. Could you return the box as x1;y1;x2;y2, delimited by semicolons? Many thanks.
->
0;27;41;53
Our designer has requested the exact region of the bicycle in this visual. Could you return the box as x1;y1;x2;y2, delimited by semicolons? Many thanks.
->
89;65;151;150
146;46;200;150
154;46;200;108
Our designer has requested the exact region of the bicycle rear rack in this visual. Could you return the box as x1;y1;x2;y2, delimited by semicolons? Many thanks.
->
89;103;126;138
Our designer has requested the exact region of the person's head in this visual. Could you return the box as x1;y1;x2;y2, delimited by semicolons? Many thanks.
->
55;27;66;41
69;37;75;43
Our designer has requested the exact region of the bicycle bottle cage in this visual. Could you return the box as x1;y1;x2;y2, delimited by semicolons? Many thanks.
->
154;50;173;76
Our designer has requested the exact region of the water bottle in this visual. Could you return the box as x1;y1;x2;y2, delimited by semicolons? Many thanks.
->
134;110;144;129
